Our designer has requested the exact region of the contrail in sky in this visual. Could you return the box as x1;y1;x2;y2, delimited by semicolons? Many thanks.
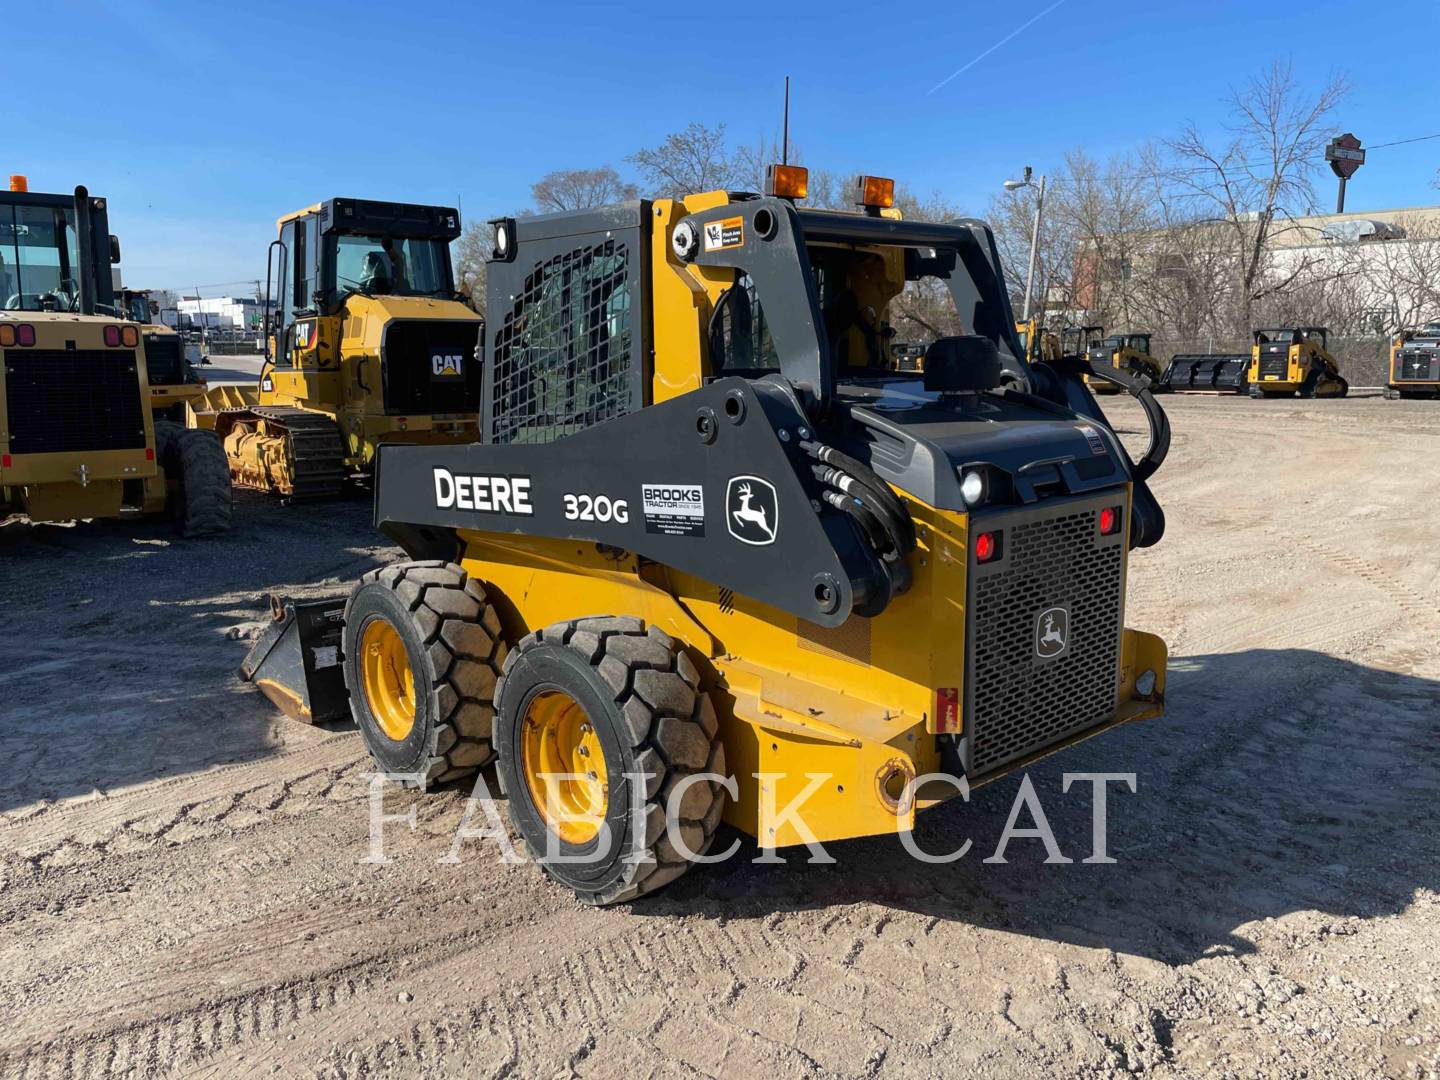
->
928;0;1070;95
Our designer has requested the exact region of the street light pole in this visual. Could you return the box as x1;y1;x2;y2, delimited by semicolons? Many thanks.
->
1021;173;1046;321
1005;168;1047;321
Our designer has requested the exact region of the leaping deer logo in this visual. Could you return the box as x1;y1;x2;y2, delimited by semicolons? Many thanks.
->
726;476;779;545
1035;607;1069;659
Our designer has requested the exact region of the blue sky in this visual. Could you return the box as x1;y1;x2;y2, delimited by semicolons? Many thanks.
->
11;0;1438;292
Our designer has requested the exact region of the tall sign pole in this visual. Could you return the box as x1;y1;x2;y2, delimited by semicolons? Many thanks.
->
782;76;791;165
1325;133;1365;214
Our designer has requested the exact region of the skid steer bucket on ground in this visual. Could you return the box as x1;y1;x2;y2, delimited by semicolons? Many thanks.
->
1160;354;1251;392
239;595;349;724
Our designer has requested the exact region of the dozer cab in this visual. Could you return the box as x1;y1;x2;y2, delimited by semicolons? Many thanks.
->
187;198;483;501
1086;332;1161;393
1247;327;1348;398
114;287;207;420
1385;323;1440;399
246;166;1172;905
1015;317;1060;364
0;177;231;536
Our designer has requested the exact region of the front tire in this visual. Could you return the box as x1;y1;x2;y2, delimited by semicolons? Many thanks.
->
343;561;505;787
495;617;727;905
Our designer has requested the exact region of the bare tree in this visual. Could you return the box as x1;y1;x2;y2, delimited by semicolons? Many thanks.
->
627;122;744;198
452;222;489;317
530;166;638;213
1165;61;1350;333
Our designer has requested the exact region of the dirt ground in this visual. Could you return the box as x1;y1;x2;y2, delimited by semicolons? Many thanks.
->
2;393;1438;1079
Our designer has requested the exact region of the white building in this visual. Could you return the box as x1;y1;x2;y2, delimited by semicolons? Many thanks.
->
175;296;268;331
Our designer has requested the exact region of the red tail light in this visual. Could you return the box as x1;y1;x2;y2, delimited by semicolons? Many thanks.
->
16;324;35;346
103;325;121;347
1099;506;1122;536
975;530;1001;563
935;687;961;733
1;454;11;468
145;447;155;461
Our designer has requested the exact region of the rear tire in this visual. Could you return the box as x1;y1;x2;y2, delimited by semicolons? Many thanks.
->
495;617;727;905
167;428;232;536
343;561;506;787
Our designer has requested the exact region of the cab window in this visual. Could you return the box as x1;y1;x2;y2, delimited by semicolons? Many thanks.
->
0;204;81;311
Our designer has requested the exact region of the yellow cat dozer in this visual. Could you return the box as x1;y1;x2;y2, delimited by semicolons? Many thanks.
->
187;198;483;500
246;168;1172;904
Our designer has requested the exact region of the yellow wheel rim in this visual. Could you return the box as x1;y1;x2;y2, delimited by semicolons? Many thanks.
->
360;619;416;741
521;690;608;845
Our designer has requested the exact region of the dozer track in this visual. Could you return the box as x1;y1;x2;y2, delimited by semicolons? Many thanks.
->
258;407;347;501
223;406;347;502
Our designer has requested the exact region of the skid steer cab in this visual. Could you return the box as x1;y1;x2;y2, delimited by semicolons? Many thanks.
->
1247;327;1348;399
246;166;1172;905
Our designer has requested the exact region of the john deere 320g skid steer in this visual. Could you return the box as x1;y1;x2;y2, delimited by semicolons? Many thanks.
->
246;167;1172;904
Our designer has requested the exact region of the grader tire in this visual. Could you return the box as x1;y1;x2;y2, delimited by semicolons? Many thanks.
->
167;428;233;537
343;561;505;788
495;617;727;906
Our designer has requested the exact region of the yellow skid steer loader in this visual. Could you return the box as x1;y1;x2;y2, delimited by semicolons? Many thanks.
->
244;167;1172;904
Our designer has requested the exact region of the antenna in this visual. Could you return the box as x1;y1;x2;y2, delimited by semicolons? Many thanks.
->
782;76;790;165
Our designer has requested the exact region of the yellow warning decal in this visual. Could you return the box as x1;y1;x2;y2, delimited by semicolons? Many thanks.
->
703;216;744;252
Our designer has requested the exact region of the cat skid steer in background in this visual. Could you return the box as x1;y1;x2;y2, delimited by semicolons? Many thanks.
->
244;166;1172;905
1248;327;1348;399
1086;332;1162;393
1385;323;1440;399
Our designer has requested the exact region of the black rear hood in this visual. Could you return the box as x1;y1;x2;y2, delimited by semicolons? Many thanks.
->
835;377;1130;511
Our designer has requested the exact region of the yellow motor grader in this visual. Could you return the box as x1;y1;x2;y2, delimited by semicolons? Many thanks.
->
244;166;1172;904
187;198;484;501
0;178;230;536
114;287;208;420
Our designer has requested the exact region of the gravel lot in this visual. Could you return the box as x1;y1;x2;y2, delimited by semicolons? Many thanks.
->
1;393;1437;1079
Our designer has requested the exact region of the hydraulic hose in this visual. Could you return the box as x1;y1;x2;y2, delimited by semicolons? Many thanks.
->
810;463;912;559
799;440;916;551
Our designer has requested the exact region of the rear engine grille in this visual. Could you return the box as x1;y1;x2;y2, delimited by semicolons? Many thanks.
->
142;332;186;386
1397;349;1439;382
4;349;146;455
381;320;483;417
1258;348;1289;379
966;496;1125;776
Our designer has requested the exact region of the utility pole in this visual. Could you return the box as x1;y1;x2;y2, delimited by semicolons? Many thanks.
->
1004;167;1047;321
